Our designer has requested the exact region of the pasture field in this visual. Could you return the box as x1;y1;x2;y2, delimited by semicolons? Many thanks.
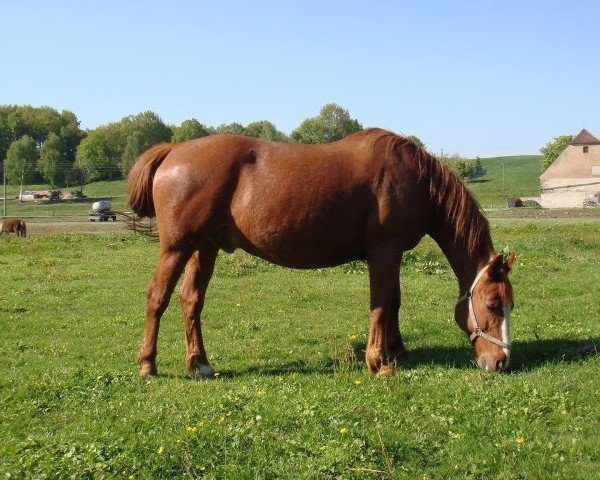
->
469;155;541;208
1;219;599;479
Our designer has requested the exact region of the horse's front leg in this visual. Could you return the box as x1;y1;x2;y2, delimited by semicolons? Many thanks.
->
386;253;408;363
179;243;218;378
366;242;402;377
138;247;192;377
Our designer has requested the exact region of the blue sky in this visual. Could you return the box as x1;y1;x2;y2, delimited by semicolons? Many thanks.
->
2;0;599;157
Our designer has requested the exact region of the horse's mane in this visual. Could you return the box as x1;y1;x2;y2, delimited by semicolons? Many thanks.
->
363;129;492;256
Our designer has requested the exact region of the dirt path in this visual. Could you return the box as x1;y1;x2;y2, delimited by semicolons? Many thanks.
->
19;216;129;236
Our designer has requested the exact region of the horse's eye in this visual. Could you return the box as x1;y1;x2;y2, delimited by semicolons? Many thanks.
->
486;304;502;313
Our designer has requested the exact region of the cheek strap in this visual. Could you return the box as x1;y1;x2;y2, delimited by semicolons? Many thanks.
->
457;265;511;350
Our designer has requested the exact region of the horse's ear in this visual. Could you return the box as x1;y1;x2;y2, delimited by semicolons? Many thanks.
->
487;254;504;280
504;253;516;272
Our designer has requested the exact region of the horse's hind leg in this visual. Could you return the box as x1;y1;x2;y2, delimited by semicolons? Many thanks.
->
138;247;193;376
179;242;219;378
366;242;402;377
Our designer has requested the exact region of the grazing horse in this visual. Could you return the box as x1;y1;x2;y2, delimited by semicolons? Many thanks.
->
127;129;515;378
0;219;27;238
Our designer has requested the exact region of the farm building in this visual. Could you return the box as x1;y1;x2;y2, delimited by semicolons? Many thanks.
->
540;129;600;208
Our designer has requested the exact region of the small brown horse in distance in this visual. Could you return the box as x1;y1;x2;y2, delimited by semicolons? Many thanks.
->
0;219;27;237
127;129;515;378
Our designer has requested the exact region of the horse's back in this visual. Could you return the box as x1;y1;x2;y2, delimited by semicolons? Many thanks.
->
152;132;430;267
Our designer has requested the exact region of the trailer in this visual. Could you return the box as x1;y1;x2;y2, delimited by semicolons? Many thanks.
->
89;200;117;222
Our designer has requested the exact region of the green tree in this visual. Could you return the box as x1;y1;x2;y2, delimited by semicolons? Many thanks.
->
0;106;85;172
58;110;87;184
438;152;478;181
291;103;362;144
38;133;64;187
120;131;145;177
5;135;38;190
540;135;573;172
118;111;172;176
407;135;425;149
172;118;211;143
75;128;121;181
216;122;246;136
245;121;288;141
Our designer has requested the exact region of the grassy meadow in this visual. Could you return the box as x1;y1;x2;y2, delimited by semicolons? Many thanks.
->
469;155;541;208
1;218;599;479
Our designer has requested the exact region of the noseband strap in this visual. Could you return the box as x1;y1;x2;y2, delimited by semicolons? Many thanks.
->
456;264;511;350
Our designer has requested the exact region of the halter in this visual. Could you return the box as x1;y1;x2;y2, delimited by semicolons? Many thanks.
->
456;264;511;350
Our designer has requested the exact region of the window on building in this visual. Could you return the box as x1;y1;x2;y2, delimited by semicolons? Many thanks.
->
583;146;589;153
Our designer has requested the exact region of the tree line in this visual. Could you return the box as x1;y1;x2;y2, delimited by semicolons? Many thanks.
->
2;102;504;191
1;103;367;189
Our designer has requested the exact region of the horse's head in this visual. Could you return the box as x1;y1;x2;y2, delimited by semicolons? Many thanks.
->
455;253;515;372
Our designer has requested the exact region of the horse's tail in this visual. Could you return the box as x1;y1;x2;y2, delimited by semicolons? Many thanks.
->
127;143;173;218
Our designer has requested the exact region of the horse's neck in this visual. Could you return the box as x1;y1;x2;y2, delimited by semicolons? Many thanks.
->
430;218;495;295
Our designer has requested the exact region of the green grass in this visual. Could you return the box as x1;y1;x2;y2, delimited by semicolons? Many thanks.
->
1;220;598;478
1;180;128;218
468;155;542;208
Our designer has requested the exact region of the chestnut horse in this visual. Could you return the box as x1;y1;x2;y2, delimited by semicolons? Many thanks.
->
127;129;515;378
0;219;26;237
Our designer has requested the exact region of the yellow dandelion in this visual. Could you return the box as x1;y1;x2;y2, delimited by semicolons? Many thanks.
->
339;427;348;435
219;415;226;423
157;446;164;455
186;426;198;434
200;466;206;471
349;334;357;340
214;372;220;377
236;303;241;308
128;476;134;480
257;389;265;397
516;437;525;445
353;380;362;385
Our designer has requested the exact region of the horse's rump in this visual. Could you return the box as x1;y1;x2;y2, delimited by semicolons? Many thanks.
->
127;143;173;218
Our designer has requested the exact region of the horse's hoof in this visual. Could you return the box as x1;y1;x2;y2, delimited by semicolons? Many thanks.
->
139;361;158;377
196;364;216;379
376;364;395;378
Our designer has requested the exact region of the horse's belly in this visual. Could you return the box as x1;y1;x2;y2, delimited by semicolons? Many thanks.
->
225;219;365;269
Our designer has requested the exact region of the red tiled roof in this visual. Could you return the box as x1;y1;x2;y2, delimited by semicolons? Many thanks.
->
570;129;600;145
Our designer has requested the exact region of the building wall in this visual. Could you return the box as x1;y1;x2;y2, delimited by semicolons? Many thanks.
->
540;144;600;180
540;143;600;207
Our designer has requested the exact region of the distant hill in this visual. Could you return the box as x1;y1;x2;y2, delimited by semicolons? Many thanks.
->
467;155;542;208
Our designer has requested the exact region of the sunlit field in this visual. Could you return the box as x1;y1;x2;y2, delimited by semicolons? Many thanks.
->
1;218;598;478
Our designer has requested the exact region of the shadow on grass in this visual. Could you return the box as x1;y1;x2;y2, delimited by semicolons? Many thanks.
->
216;359;336;379
158;338;598;380
467;178;493;184
353;338;599;373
